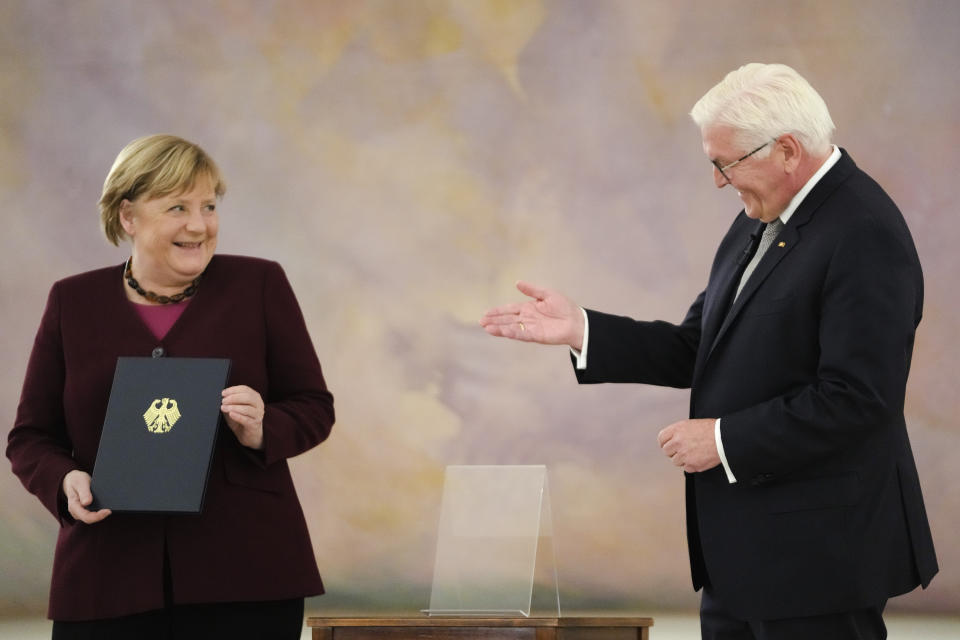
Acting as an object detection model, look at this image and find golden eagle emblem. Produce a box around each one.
[143,398,181,433]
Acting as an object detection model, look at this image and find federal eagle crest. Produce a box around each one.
[143,398,181,433]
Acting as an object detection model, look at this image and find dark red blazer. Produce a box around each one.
[575,151,938,619]
[7,255,335,621]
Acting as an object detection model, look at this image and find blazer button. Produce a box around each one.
[750,473,774,486]
[151,346,165,358]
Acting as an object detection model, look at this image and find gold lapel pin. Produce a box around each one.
[778,241,786,247]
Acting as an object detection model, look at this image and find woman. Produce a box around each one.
[7,134,335,639]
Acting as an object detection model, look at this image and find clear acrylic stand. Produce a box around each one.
[422,465,560,617]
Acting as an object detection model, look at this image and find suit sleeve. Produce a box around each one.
[573,291,704,388]
[720,214,921,480]
[258,262,335,466]
[6,285,79,522]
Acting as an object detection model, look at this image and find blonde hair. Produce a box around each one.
[690,63,835,157]
[99,135,226,245]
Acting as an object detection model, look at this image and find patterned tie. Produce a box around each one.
[734,218,783,301]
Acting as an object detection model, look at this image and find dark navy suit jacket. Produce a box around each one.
[8,255,335,621]
[576,151,938,619]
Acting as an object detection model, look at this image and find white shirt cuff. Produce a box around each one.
[570,308,589,369]
[716,418,737,483]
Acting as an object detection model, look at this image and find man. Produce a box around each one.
[480,63,938,639]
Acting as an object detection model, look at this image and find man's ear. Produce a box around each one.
[777,134,803,174]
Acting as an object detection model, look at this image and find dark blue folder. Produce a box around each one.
[90,357,231,513]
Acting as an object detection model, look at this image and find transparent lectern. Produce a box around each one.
[423,465,560,617]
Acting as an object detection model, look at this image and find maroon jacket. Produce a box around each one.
[8,255,335,621]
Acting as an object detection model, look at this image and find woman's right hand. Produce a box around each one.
[62,470,112,524]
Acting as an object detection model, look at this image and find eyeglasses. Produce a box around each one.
[712,139,774,184]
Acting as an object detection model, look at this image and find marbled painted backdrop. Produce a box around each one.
[2,0,958,617]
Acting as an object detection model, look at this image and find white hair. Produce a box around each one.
[690,63,835,156]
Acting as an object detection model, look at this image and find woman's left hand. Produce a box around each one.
[221,385,265,450]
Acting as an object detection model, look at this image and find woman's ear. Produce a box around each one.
[119,199,136,236]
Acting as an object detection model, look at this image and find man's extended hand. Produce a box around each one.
[657,418,721,473]
[479,281,585,350]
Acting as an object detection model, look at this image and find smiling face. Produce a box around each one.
[702,126,795,223]
[119,175,219,300]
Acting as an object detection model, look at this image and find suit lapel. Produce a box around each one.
[699,219,763,355]
[710,223,798,353]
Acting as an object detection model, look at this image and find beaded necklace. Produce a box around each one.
[124,257,202,304]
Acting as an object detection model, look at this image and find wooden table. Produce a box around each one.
[306,616,654,640]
